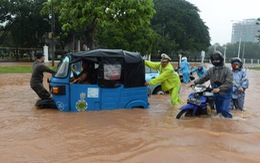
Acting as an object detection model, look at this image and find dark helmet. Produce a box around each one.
[34,51,44,59]
[198,66,203,71]
[231,57,243,69]
[210,51,224,66]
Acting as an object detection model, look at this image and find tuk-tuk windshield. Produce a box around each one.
[54,56,70,78]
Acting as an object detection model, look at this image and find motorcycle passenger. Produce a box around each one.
[144,53,182,106]
[191,66,207,78]
[230,57,249,111]
[30,52,56,100]
[179,57,190,84]
[192,51,233,118]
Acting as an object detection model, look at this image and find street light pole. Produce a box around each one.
[224,46,227,64]
[237,37,241,58]
[51,4,55,66]
[242,41,245,60]
[213,43,218,51]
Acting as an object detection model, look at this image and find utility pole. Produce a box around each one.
[237,37,241,58]
[51,4,55,66]
[242,41,246,60]
[223,46,227,64]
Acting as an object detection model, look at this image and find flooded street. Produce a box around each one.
[0,63,260,162]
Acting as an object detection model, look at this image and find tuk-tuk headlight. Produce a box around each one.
[51,86,66,95]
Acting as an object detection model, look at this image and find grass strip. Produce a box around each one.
[0,66,56,73]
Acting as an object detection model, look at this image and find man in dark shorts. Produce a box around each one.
[30,52,56,100]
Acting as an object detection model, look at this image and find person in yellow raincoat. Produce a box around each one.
[144,53,182,106]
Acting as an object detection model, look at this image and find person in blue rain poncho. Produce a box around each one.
[145,53,182,106]
[179,57,190,83]
[191,66,207,78]
[192,51,233,118]
[230,57,249,111]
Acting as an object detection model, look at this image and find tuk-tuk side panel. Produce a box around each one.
[100,85,123,110]
[118,86,149,109]
[70,84,101,111]
[50,83,70,112]
[96,85,148,110]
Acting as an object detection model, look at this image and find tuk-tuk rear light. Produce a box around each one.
[51,86,66,95]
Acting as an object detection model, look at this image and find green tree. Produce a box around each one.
[1,0,51,48]
[151,0,210,55]
[97,24,158,54]
[43,0,156,51]
[0,0,13,45]
[0,0,11,24]
[10,0,50,48]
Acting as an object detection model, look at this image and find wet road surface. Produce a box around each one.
[0,63,260,162]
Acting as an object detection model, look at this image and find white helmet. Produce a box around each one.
[181,57,187,61]
[161,53,171,61]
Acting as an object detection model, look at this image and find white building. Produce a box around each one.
[231,19,260,43]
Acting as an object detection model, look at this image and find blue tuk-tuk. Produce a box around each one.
[39,49,149,112]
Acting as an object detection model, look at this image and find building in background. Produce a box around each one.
[231,19,260,43]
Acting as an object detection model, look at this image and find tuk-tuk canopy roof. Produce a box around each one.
[71,49,145,88]
[71,49,143,63]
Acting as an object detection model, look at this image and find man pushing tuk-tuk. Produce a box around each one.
[144,53,182,106]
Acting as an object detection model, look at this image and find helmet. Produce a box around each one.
[198,66,203,71]
[231,57,243,70]
[210,51,224,66]
[34,51,44,59]
[161,53,171,61]
[231,57,242,65]
[181,57,187,61]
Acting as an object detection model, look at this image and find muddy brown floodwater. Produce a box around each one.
[0,62,260,163]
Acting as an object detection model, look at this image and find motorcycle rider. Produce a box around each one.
[192,51,233,118]
[190,66,207,78]
[230,57,249,111]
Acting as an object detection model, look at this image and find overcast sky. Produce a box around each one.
[186,0,260,45]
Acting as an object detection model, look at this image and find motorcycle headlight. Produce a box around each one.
[194,93,200,98]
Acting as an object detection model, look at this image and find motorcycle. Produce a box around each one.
[176,84,215,119]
